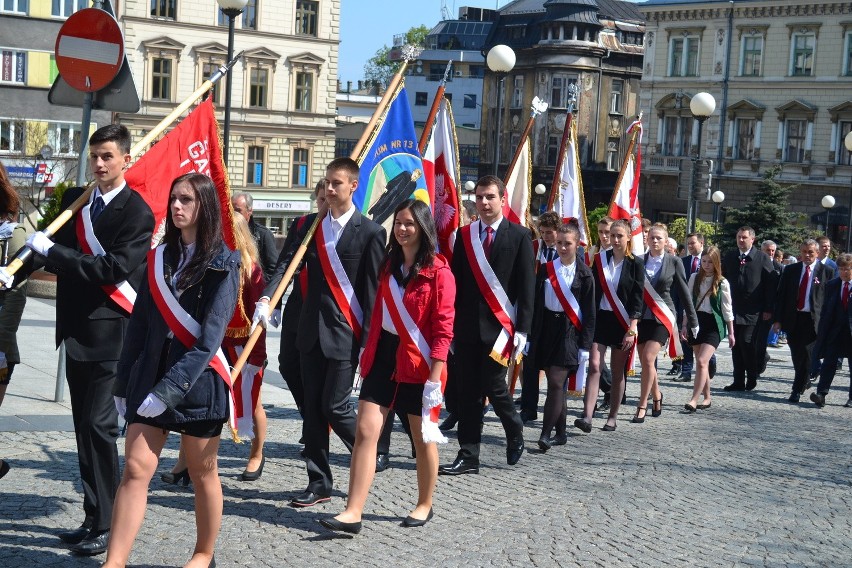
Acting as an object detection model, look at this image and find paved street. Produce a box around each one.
[1,297,851,567]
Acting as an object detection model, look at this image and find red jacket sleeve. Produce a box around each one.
[429,263,456,362]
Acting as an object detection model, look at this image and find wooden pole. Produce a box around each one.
[607,116,642,210]
[417,61,453,154]
[546,112,575,210]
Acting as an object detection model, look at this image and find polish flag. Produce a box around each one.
[503,137,531,227]
[608,119,644,253]
[423,97,461,260]
[552,120,590,246]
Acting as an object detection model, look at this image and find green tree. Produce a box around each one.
[364,25,430,87]
[668,217,717,248]
[585,203,610,246]
[37,181,71,231]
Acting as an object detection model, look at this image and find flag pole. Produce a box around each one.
[417,60,453,154]
[0,52,245,282]
[607,112,642,209]
[226,45,424,381]
[546,84,579,210]
[502,97,548,185]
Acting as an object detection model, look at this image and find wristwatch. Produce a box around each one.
[626,329,638,337]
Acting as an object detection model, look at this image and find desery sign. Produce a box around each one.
[54,8,124,92]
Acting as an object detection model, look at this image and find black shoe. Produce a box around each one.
[58,524,92,544]
[291,490,331,507]
[800,380,813,395]
[438,457,479,475]
[745,379,757,391]
[631,407,647,424]
[573,418,592,433]
[70,530,109,556]
[161,468,190,486]
[403,508,434,527]
[537,436,552,452]
[684,403,697,413]
[674,373,692,382]
[319,517,362,534]
[240,456,265,481]
[519,410,537,423]
[0,460,8,480]
[375,453,390,473]
[788,392,801,404]
[549,433,568,446]
[666,365,680,376]
[810,392,826,408]
[506,443,524,465]
[438,413,458,431]
[602,422,617,432]
[598,394,611,411]
[723,383,746,392]
[652,393,664,418]
[514,397,522,406]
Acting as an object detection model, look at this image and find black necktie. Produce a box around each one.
[546,247,556,262]
[90,196,105,222]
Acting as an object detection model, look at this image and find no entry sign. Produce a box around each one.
[54,8,124,92]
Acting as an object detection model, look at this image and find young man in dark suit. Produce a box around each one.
[17,125,155,555]
[773,239,834,403]
[439,175,533,475]
[810,253,852,408]
[721,226,777,392]
[255,158,385,506]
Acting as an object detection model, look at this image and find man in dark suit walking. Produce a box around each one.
[810,253,852,408]
[772,239,834,402]
[231,191,278,283]
[439,175,533,475]
[721,226,777,392]
[17,125,154,555]
[255,158,385,506]
[673,232,705,382]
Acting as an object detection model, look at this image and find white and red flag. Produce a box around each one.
[423,97,461,260]
[552,119,590,246]
[503,137,531,227]
[608,118,644,253]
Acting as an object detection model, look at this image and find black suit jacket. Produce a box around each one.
[674,254,701,326]
[41,186,154,361]
[451,219,535,344]
[263,209,385,360]
[773,260,834,335]
[643,253,698,330]
[811,277,851,362]
[248,216,278,284]
[530,260,596,353]
[591,250,645,320]
[721,247,777,325]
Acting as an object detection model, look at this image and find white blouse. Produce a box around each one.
[686,273,734,323]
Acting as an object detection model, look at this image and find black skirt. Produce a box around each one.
[593,309,627,348]
[638,319,670,344]
[534,309,579,368]
[130,416,225,439]
[688,311,721,349]
[359,331,424,417]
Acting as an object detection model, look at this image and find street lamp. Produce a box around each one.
[216,0,248,164]
[844,131,852,251]
[711,190,725,237]
[687,92,716,234]
[822,194,836,235]
[486,44,516,176]
[534,183,547,216]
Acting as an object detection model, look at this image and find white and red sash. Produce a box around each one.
[545,259,587,393]
[223,343,263,440]
[642,257,683,360]
[147,245,237,432]
[462,222,517,366]
[594,251,636,374]
[315,214,363,340]
[76,201,137,314]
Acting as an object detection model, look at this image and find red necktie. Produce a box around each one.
[483,226,494,258]
[691,256,699,274]
[843,282,849,310]
[796,265,810,311]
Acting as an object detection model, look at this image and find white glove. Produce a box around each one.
[269,308,281,328]
[26,231,54,256]
[578,349,589,364]
[691,326,699,339]
[250,301,270,333]
[512,332,527,360]
[137,394,167,418]
[422,380,444,410]
[114,396,127,418]
[0,268,13,289]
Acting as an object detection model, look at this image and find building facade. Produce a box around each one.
[480,0,645,212]
[116,0,338,236]
[640,0,852,244]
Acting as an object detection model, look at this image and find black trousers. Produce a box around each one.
[377,412,413,456]
[731,323,758,386]
[278,327,305,414]
[519,360,541,414]
[788,312,817,394]
[455,341,524,461]
[299,341,357,495]
[443,352,459,416]
[66,357,120,532]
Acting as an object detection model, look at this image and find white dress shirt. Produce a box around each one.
[544,260,576,312]
[798,260,818,312]
[600,254,623,312]
[328,205,357,244]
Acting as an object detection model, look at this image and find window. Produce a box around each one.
[428,63,448,82]
[662,116,691,156]
[415,92,427,106]
[201,62,224,105]
[610,79,623,114]
[249,67,269,108]
[606,139,620,171]
[838,121,852,165]
[48,122,82,155]
[1,50,26,84]
[243,0,258,29]
[735,118,756,160]
[246,145,265,185]
[151,58,172,101]
[294,71,312,111]
[0,120,25,153]
[4,0,28,14]
[150,0,176,19]
[550,74,577,108]
[844,33,852,76]
[790,34,815,76]
[669,35,699,77]
[291,147,309,187]
[295,0,318,36]
[469,65,483,78]
[510,75,523,108]
[463,94,476,109]
[52,0,86,17]
[546,136,560,166]
[740,36,762,76]
[784,119,807,162]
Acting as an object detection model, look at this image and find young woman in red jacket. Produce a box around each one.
[321,199,455,534]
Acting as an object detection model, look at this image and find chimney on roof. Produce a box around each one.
[358,80,363,90]
[347,81,352,93]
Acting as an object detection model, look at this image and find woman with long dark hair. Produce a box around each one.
[103,173,239,568]
[320,199,455,534]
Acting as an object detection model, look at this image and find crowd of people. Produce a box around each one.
[0,123,850,567]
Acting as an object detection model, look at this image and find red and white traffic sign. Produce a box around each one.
[54,8,124,93]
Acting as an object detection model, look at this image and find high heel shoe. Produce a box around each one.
[652,393,664,417]
[631,407,647,424]
[160,468,190,485]
[240,456,265,481]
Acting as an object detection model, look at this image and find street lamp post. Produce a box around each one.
[687,92,716,235]
[844,132,852,251]
[486,45,516,177]
[534,183,547,217]
[822,194,836,236]
[711,190,725,237]
[216,0,248,163]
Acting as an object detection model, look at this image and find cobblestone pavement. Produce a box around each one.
[1,301,850,566]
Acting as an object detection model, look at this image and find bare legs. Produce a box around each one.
[407,414,437,520]
[334,400,387,523]
[637,340,663,420]
[102,425,222,568]
[687,343,716,408]
[541,366,569,440]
